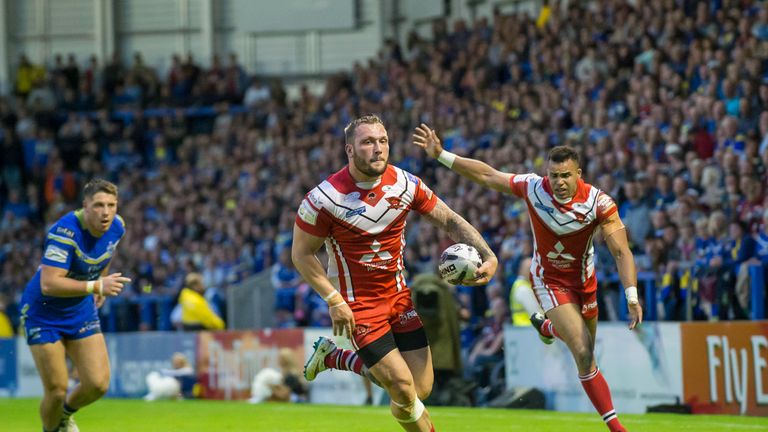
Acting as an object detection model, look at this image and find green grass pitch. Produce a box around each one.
[3,399,767,431]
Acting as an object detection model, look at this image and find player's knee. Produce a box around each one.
[44,383,67,402]
[573,345,594,371]
[93,379,110,396]
[385,376,415,402]
[86,376,110,397]
[415,383,432,401]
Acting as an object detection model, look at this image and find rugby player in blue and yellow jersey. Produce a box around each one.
[21,178,131,432]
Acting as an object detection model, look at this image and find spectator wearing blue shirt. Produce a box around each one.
[737,210,768,318]
[271,248,302,327]
[618,179,652,252]
[720,220,756,320]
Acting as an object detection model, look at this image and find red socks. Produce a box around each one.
[540,319,561,339]
[324,348,364,375]
[579,368,626,432]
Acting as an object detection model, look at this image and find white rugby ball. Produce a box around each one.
[438,243,482,284]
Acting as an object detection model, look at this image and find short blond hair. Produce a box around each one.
[185,272,203,287]
[344,114,384,145]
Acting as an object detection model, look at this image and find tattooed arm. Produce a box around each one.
[422,198,498,285]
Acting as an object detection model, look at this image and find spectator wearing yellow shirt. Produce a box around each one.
[15,54,46,98]
[509,258,540,327]
[179,273,225,331]
[0,295,13,337]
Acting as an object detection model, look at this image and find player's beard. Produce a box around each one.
[352,151,387,178]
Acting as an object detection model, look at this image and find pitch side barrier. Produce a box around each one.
[503,321,768,416]
[0,329,377,403]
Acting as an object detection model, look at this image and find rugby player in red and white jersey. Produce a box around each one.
[293,115,497,432]
[414,124,642,432]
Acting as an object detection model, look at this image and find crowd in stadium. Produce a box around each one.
[1,0,767,346]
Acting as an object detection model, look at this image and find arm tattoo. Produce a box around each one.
[424,200,495,260]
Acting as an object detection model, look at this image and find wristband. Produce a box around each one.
[329,301,348,309]
[86,280,95,294]
[98,279,104,296]
[323,291,340,301]
[625,286,638,305]
[437,150,457,168]
[324,291,345,307]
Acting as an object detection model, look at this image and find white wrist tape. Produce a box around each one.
[625,286,638,304]
[86,280,95,294]
[329,301,347,309]
[437,150,456,168]
[98,279,104,296]
[323,291,340,302]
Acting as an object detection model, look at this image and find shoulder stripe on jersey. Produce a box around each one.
[317,178,411,224]
[531,184,598,228]
[116,214,126,230]
[47,233,116,265]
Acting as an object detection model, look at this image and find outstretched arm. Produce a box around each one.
[601,212,643,330]
[421,198,498,285]
[413,124,514,193]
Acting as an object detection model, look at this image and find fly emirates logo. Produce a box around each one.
[706,335,768,414]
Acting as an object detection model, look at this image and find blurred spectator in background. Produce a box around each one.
[466,295,509,406]
[0,294,13,337]
[176,272,225,331]
[15,54,45,99]
[508,258,539,327]
[271,248,303,327]
[144,352,196,401]
[249,348,307,403]
[720,220,756,320]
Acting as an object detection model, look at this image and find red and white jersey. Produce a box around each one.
[509,173,618,292]
[295,165,438,302]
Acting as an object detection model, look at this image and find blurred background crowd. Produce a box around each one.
[1,1,767,398]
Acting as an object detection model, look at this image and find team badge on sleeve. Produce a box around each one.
[298,199,319,225]
[44,245,69,263]
[597,193,616,213]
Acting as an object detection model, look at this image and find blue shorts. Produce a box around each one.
[23,308,102,345]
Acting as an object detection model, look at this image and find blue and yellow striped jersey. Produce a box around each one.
[21,210,126,315]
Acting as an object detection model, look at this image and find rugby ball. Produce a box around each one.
[438,243,482,284]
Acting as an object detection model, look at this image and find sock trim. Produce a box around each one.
[62,403,78,415]
[579,368,599,381]
[602,409,617,423]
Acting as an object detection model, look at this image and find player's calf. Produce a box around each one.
[304,336,382,385]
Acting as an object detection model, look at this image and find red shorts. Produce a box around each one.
[349,288,423,350]
[531,277,599,320]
